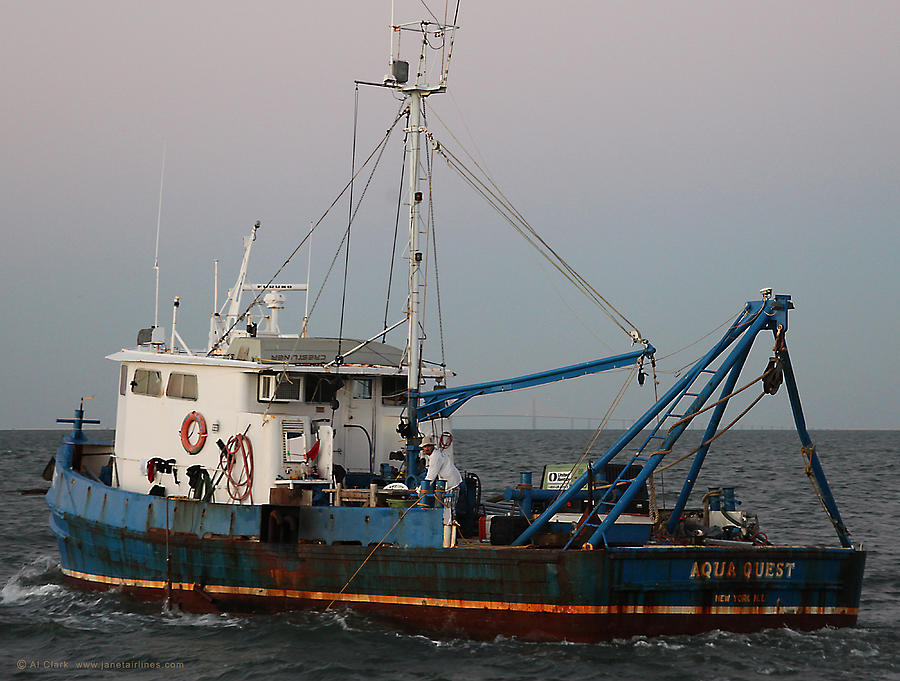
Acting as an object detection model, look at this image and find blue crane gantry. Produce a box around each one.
[413,293,852,550]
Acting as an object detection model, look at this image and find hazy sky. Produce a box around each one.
[2,1,898,430]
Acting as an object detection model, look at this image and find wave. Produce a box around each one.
[1,555,62,605]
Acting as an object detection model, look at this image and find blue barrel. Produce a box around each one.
[707,487,722,511]
[721,487,737,511]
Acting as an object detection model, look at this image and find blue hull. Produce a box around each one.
[47,445,865,642]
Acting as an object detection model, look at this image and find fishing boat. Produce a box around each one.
[45,12,864,642]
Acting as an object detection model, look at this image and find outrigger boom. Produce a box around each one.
[415,347,654,422]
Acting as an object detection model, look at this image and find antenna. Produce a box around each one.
[153,142,167,329]
[302,236,312,338]
[208,259,220,351]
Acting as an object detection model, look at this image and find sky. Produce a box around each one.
[1,1,898,430]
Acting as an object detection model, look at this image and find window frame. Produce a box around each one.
[131,369,163,397]
[258,371,303,403]
[381,375,408,406]
[166,372,198,401]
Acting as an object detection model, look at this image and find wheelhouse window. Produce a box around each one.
[351,378,372,399]
[131,369,162,397]
[166,372,198,400]
[382,376,407,406]
[258,372,302,402]
[119,365,128,396]
[304,375,343,403]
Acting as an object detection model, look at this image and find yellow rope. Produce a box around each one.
[800,445,834,521]
[655,391,766,474]
[325,500,421,611]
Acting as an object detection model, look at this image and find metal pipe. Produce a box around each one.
[170,297,180,351]
[405,89,424,485]
[778,338,852,547]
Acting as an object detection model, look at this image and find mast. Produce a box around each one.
[381,16,458,485]
[405,88,424,452]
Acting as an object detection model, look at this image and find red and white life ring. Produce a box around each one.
[180,411,208,454]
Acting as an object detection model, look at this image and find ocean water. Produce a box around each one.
[1,429,898,680]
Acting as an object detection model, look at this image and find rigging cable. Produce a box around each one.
[426,135,448,379]
[307,101,406,321]
[417,0,441,25]
[667,305,766,378]
[382,119,409,342]
[652,364,780,475]
[260,101,402,423]
[206,106,408,356]
[430,135,642,343]
[338,84,361,362]
[550,362,639,508]
[568,362,779,541]
[650,308,746,378]
[424,105,643,342]
[415,102,448,380]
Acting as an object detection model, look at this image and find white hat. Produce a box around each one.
[421,435,435,447]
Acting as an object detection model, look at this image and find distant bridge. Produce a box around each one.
[450,412,634,430]
[448,412,773,430]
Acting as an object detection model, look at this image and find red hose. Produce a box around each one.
[222,434,254,503]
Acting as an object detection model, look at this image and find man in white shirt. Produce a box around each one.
[421,435,462,525]
[422,435,461,491]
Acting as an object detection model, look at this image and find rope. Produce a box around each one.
[309,103,405,320]
[666,363,771,433]
[550,362,638,507]
[647,473,659,524]
[423,131,447,375]
[427,130,643,343]
[382,123,408,342]
[800,445,837,525]
[325,500,420,611]
[338,84,361,360]
[572,360,779,522]
[654,391,766,475]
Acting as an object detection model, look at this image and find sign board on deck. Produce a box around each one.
[541,464,590,490]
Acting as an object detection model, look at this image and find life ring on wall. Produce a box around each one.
[180,411,208,454]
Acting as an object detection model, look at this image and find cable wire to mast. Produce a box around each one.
[428,132,642,343]
[338,84,361,361]
[382,119,409,342]
[307,108,402,322]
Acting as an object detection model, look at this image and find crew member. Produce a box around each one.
[422,435,461,491]
[421,435,462,524]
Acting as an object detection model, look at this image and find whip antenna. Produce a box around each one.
[153,142,167,330]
